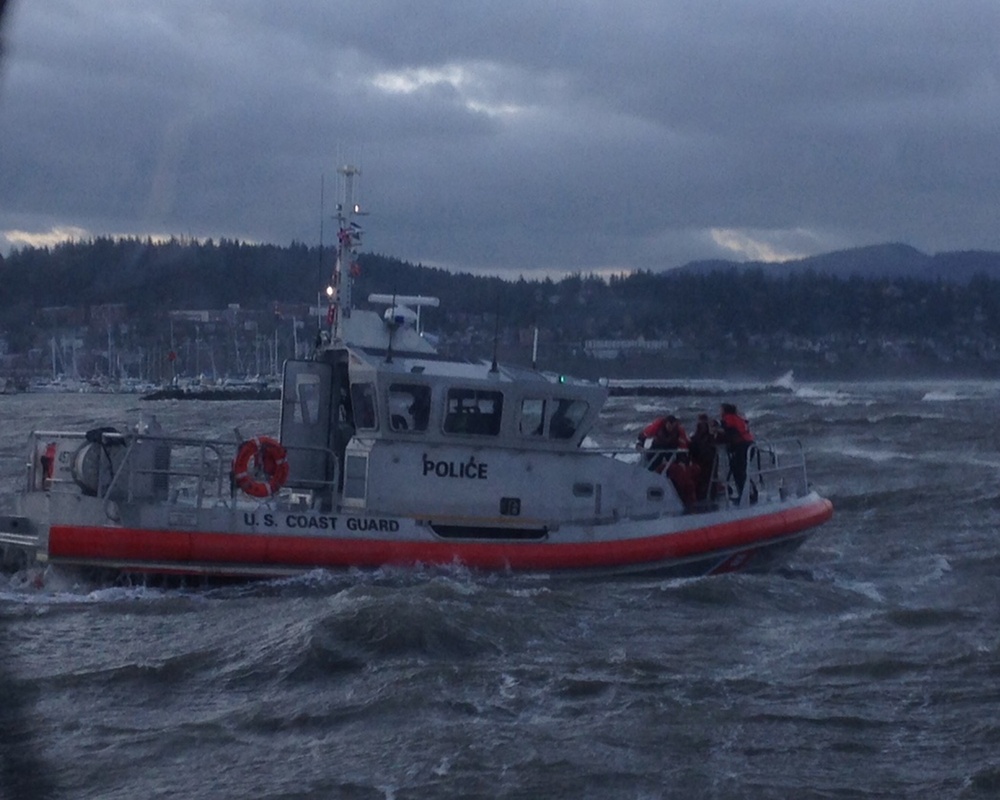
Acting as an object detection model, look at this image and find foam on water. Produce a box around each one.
[821,441,912,464]
[921,389,963,402]
[794,386,859,407]
[0,566,202,606]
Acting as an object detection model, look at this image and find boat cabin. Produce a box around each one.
[277,304,608,507]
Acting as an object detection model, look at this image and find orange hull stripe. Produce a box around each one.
[48,498,833,571]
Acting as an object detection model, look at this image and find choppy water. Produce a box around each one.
[1,379,999,799]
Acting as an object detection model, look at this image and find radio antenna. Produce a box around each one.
[489,286,501,374]
[316,174,325,336]
[385,286,398,364]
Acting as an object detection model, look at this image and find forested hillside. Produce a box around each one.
[4,237,1000,379]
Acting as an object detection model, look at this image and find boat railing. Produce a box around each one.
[112,435,340,510]
[83,434,230,512]
[27,430,338,512]
[589,437,811,508]
[742,437,811,506]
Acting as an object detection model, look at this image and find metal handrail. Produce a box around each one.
[27,430,339,512]
[115,435,340,507]
[590,437,811,508]
[742,438,809,505]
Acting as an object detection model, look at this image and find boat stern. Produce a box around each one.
[0,513,42,569]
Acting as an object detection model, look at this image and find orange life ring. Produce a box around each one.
[233,436,289,498]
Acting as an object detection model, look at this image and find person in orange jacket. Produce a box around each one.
[637,414,688,468]
[718,402,754,500]
[637,414,697,508]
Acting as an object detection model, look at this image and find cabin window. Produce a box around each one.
[443,388,503,436]
[293,373,322,425]
[549,398,588,440]
[350,382,378,430]
[519,398,546,437]
[388,383,431,432]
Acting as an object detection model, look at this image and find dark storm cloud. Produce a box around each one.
[1,0,998,274]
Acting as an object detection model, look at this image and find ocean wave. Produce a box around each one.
[811,655,928,680]
[791,386,859,406]
[922,389,965,402]
[303,586,516,661]
[649,569,882,619]
[213,578,542,690]
[818,442,913,464]
[884,606,973,629]
[607,373,795,398]
[964,763,1000,797]
[826,487,931,515]
[0,564,205,607]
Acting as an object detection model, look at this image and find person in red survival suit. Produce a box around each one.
[718,402,755,501]
[637,414,697,508]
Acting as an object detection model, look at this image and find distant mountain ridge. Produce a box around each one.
[675,243,1000,282]
[7,237,1000,380]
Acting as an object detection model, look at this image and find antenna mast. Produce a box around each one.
[316,174,325,336]
[327,164,364,343]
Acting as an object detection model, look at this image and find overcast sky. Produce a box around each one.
[1,1,998,277]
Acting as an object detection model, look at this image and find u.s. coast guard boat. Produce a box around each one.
[0,167,832,579]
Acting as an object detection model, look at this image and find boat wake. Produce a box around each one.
[0,564,186,605]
